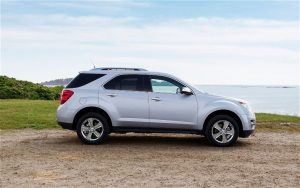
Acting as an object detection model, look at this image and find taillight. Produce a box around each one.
[60,90,74,104]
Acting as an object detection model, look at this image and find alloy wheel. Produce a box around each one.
[80,118,104,141]
[211,120,235,144]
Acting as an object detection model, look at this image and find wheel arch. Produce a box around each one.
[202,110,243,136]
[72,107,112,131]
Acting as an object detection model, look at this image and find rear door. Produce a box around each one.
[147,75,198,129]
[101,74,149,127]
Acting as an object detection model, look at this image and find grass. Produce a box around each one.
[256,123,300,132]
[255,113,300,132]
[0,99,299,132]
[256,113,300,123]
[0,99,59,129]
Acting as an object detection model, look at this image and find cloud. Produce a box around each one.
[1,15,299,84]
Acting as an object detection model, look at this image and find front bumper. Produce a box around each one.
[239,116,256,138]
[240,129,254,138]
[240,114,256,137]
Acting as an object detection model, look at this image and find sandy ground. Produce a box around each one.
[0,129,299,188]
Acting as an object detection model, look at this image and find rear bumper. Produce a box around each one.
[57,121,74,130]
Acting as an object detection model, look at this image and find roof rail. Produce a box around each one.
[90,67,147,71]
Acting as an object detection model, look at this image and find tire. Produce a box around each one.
[205,115,239,147]
[76,112,109,144]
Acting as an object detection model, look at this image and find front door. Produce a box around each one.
[147,75,198,129]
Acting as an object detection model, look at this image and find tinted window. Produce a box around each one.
[150,76,184,94]
[66,74,105,88]
[104,75,144,91]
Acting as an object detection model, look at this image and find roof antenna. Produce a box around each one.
[90,58,95,69]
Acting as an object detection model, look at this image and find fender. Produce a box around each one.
[197,98,245,130]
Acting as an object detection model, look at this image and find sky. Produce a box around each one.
[1,0,299,85]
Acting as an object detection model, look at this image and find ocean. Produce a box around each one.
[49,83,299,116]
[196,85,300,116]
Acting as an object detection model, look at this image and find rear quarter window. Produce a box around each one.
[66,74,105,88]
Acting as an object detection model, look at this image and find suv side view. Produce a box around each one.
[57,68,255,147]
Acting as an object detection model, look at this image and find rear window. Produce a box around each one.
[104,75,144,91]
[66,73,105,88]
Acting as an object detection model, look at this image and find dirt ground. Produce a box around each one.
[0,129,299,188]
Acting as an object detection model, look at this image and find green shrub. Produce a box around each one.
[0,76,64,100]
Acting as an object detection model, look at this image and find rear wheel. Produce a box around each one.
[205,115,239,147]
[76,112,109,144]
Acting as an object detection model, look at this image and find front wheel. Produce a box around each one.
[76,112,109,144]
[205,115,239,147]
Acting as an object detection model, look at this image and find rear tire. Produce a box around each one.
[76,112,109,144]
[205,115,239,147]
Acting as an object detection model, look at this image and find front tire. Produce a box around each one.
[205,115,239,147]
[76,112,109,144]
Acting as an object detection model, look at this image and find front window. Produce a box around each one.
[150,76,184,94]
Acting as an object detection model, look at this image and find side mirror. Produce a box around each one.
[181,87,193,95]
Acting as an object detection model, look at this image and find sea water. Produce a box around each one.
[196,85,300,116]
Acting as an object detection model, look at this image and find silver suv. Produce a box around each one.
[57,68,255,146]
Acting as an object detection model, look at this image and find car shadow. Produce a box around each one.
[106,134,209,146]
[43,133,252,148]
[61,133,251,148]
[106,134,251,147]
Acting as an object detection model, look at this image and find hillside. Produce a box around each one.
[40,78,73,86]
[0,76,63,100]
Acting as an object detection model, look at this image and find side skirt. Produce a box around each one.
[112,127,203,135]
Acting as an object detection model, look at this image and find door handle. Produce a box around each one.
[151,97,161,101]
[107,93,117,97]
